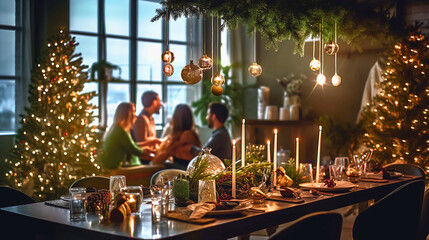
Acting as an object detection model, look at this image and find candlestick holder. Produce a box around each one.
[120,186,143,214]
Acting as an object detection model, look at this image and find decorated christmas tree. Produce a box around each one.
[4,28,102,201]
[361,27,429,175]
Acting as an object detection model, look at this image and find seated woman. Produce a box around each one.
[100,102,146,170]
[152,104,202,170]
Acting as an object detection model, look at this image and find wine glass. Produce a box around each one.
[334,157,350,181]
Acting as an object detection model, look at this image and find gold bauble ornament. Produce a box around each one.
[161,50,175,63]
[309,58,320,71]
[211,84,223,96]
[331,74,341,86]
[248,62,262,77]
[181,60,202,84]
[211,73,225,86]
[198,54,213,70]
[316,73,326,85]
[163,63,174,77]
[324,42,339,55]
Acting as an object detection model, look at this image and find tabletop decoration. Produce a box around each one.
[316,125,322,183]
[232,140,236,198]
[324,179,336,188]
[109,193,131,222]
[273,129,278,186]
[86,189,111,212]
[173,174,190,206]
[242,119,246,167]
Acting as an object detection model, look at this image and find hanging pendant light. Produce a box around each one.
[163,63,174,76]
[198,16,213,70]
[210,16,225,95]
[162,8,175,64]
[181,17,202,84]
[331,22,341,86]
[248,28,262,77]
[317,21,326,85]
[309,34,320,71]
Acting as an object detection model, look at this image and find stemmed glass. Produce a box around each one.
[299,163,313,183]
[334,157,350,181]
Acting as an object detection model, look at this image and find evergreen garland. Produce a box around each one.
[152,0,397,55]
[361,26,429,175]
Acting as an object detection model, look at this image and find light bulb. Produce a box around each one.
[331,74,341,86]
[163,63,174,76]
[161,50,175,63]
[211,73,225,86]
[198,54,213,70]
[309,58,320,71]
[316,74,326,85]
[324,42,339,55]
[248,62,262,77]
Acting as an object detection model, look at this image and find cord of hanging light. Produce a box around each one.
[211,17,225,95]
[181,16,202,84]
[198,15,213,70]
[316,21,326,85]
[162,5,175,76]
[331,22,341,86]
[309,30,320,71]
[248,28,262,77]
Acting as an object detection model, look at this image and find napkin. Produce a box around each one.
[363,171,383,179]
[187,203,216,219]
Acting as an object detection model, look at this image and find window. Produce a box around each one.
[0,0,19,134]
[69,0,201,129]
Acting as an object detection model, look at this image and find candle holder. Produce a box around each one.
[120,186,143,214]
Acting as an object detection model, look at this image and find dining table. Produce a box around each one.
[0,175,421,240]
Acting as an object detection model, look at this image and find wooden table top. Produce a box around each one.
[0,175,421,240]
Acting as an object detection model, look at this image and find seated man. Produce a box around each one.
[131,91,162,163]
[190,102,232,162]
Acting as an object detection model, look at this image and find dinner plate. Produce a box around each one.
[205,202,252,216]
[299,181,356,192]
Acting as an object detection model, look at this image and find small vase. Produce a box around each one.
[283,93,301,108]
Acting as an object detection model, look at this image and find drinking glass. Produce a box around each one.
[334,157,350,181]
[150,185,167,223]
[109,175,126,198]
[69,187,86,221]
[299,163,313,183]
[328,165,338,180]
[198,179,217,203]
[160,175,177,202]
[120,186,143,214]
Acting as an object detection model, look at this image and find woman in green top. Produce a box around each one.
[100,102,147,170]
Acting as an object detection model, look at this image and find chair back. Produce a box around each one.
[70,176,110,190]
[150,169,187,186]
[269,212,343,240]
[0,186,36,208]
[353,180,425,240]
[385,163,425,178]
[418,189,429,240]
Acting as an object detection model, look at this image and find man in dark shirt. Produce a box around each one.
[191,102,232,162]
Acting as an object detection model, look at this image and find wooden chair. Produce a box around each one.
[150,169,187,186]
[0,186,36,208]
[353,180,425,240]
[70,176,110,190]
[269,211,343,240]
[384,163,425,178]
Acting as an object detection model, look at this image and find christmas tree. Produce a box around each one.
[4,28,102,201]
[361,27,429,175]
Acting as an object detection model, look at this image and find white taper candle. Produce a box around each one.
[232,140,236,199]
[267,140,271,163]
[273,129,278,187]
[316,126,322,183]
[296,137,299,172]
[242,119,245,167]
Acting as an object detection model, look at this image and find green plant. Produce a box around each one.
[88,60,121,81]
[191,63,255,128]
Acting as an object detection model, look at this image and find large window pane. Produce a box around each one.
[0,80,15,132]
[0,29,15,76]
[82,82,99,120]
[136,84,163,125]
[70,0,98,33]
[107,38,129,80]
[107,83,130,127]
[105,0,130,36]
[137,41,162,81]
[0,0,15,26]
[138,1,162,40]
[168,44,187,82]
[166,85,191,120]
[169,17,187,42]
[73,34,98,69]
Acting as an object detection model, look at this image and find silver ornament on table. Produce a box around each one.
[187,148,225,176]
[163,63,174,77]
[324,42,339,55]
[198,54,213,70]
[211,72,225,86]
[161,50,175,63]
[309,58,320,71]
[181,60,202,84]
[248,62,262,77]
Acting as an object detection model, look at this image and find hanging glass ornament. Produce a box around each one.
[316,73,326,85]
[309,58,320,71]
[161,50,175,63]
[331,74,341,87]
[211,72,225,86]
[248,62,262,77]
[211,84,223,96]
[163,63,174,77]
[324,41,339,55]
[198,54,213,70]
[181,60,202,84]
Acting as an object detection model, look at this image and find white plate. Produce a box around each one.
[299,181,356,192]
[205,202,252,216]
